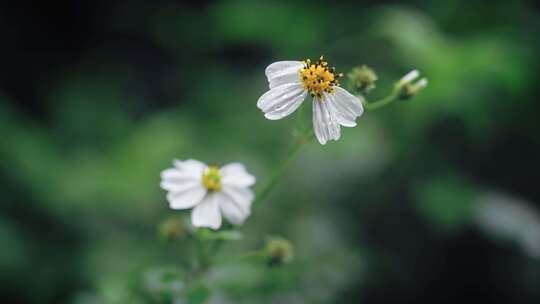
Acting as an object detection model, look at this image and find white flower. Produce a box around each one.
[397,69,420,88]
[475,192,540,258]
[396,69,428,98]
[257,56,364,145]
[160,159,256,230]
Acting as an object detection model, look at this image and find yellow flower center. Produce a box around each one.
[299,56,343,100]
[202,166,222,192]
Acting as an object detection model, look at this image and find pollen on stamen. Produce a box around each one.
[299,56,342,101]
[202,166,222,192]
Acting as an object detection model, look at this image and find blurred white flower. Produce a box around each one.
[396,69,428,99]
[475,192,540,258]
[160,159,255,230]
[397,69,420,87]
[257,56,364,145]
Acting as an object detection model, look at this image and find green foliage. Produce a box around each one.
[413,175,479,233]
[185,284,211,304]
[1,0,540,303]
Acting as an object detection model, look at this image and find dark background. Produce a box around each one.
[1,0,540,303]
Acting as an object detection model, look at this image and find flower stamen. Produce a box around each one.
[299,56,343,100]
[202,166,222,191]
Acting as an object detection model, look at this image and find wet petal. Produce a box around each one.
[257,83,306,120]
[326,90,363,127]
[265,61,303,89]
[312,97,341,145]
[333,87,364,118]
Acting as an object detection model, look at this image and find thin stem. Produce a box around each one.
[187,108,312,291]
[192,236,211,279]
[253,131,312,206]
[363,90,399,111]
[213,249,265,265]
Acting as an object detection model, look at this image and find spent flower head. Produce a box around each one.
[348,65,378,94]
[158,216,188,241]
[160,159,256,230]
[257,56,364,145]
[264,236,294,266]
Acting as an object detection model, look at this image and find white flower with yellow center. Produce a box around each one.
[160,159,256,230]
[257,56,364,145]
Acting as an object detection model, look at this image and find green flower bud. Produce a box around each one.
[158,216,187,241]
[264,236,294,266]
[347,65,378,94]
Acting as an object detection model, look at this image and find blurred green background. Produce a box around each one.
[1,0,540,303]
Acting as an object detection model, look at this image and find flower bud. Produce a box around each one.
[264,236,294,266]
[395,70,428,99]
[347,65,378,94]
[158,216,188,241]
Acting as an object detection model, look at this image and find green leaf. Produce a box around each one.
[185,284,210,304]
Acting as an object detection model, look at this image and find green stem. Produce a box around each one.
[187,109,312,288]
[253,131,312,206]
[193,236,211,278]
[363,90,399,111]
[213,249,265,265]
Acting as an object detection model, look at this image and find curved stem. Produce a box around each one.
[186,109,312,293]
[253,130,312,206]
[363,90,399,111]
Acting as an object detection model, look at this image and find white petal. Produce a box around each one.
[161,163,204,191]
[191,193,222,230]
[161,168,189,180]
[312,97,341,145]
[161,160,205,195]
[161,168,179,178]
[217,191,250,226]
[325,93,355,127]
[327,88,364,127]
[221,186,254,214]
[220,162,256,187]
[333,87,364,116]
[173,159,207,177]
[167,185,207,210]
[160,178,200,192]
[265,61,302,78]
[257,83,307,120]
[398,70,420,87]
[413,78,428,90]
[265,61,303,89]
